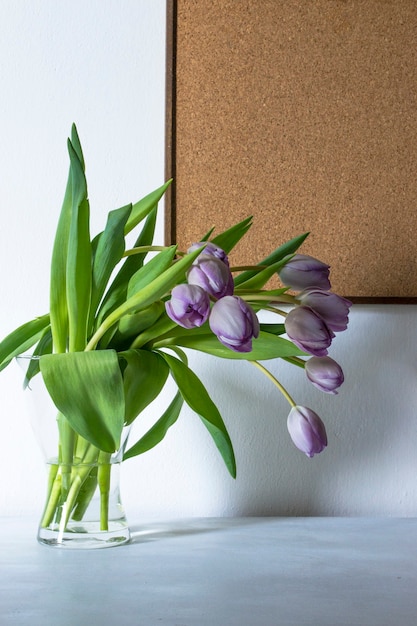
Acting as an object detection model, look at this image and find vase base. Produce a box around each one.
[37,522,131,549]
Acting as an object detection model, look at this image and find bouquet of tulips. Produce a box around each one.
[0,125,351,535]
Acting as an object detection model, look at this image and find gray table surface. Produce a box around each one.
[1,516,416,625]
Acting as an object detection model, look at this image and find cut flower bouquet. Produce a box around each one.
[0,126,351,546]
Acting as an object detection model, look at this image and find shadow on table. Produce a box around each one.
[128,517,274,544]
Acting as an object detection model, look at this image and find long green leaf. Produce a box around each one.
[39,350,125,453]
[96,206,158,327]
[66,140,92,351]
[120,349,169,424]
[123,391,183,460]
[0,314,50,372]
[89,203,131,327]
[127,246,177,298]
[233,258,291,290]
[49,130,84,353]
[161,352,236,478]
[210,216,253,254]
[234,232,309,287]
[164,331,307,360]
[124,180,172,235]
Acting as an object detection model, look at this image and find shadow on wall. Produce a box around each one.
[185,305,417,517]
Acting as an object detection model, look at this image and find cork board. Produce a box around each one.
[165,0,417,301]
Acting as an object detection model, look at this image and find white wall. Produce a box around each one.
[1,1,416,521]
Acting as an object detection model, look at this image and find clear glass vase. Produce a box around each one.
[17,356,131,549]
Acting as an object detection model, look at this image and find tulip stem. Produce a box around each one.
[282,356,307,369]
[123,245,169,257]
[262,306,288,317]
[230,265,268,272]
[252,361,296,407]
[239,293,296,305]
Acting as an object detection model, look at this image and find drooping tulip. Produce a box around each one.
[209,295,260,352]
[285,306,334,356]
[278,254,331,291]
[298,288,352,332]
[187,254,234,299]
[305,356,344,394]
[165,284,211,329]
[188,241,229,266]
[287,405,328,457]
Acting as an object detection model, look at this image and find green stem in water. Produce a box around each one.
[97,452,112,531]
[57,414,77,496]
[251,361,297,407]
[40,469,63,528]
[40,443,100,530]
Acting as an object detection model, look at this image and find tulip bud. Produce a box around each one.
[165,284,211,329]
[279,254,331,291]
[305,356,344,394]
[287,405,328,457]
[298,289,352,332]
[187,254,234,299]
[209,295,260,352]
[285,306,334,356]
[188,241,229,266]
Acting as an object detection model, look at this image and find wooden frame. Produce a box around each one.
[165,0,417,302]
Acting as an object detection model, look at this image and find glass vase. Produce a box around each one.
[17,356,131,549]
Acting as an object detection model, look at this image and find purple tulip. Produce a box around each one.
[187,254,234,299]
[305,356,344,394]
[209,295,260,352]
[287,405,328,457]
[188,241,229,266]
[285,306,334,356]
[165,284,211,329]
[298,289,352,332]
[278,254,331,291]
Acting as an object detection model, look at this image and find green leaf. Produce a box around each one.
[234,232,309,287]
[234,258,291,290]
[124,180,172,235]
[123,391,183,460]
[200,226,215,241]
[114,301,165,346]
[70,123,85,170]
[259,323,286,336]
[120,349,169,424]
[22,327,53,389]
[121,311,178,350]
[49,149,76,352]
[96,206,158,326]
[89,203,131,327]
[211,216,253,254]
[39,350,125,453]
[0,314,50,372]
[127,246,177,298]
[160,352,236,478]
[49,124,88,353]
[167,331,307,360]
[66,139,92,351]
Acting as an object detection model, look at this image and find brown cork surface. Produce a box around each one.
[165,0,417,300]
